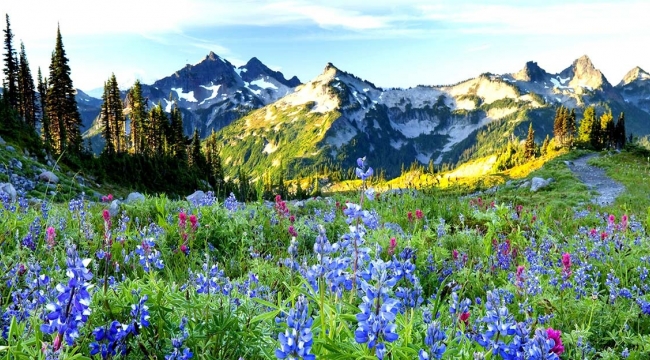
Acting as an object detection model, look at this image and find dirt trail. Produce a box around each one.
[566,153,625,206]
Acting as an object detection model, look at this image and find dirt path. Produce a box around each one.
[566,153,625,206]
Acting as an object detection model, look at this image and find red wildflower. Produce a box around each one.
[546,328,565,355]
[459,311,470,327]
[415,209,424,220]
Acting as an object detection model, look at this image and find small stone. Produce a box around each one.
[530,177,554,192]
[5,145,15,152]
[9,158,22,170]
[0,136,5,145]
[125,192,145,203]
[186,190,206,204]
[0,183,17,202]
[39,171,59,184]
[108,200,121,217]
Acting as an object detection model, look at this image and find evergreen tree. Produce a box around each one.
[589,111,603,150]
[600,111,615,150]
[553,106,566,146]
[2,14,18,109]
[148,103,168,156]
[615,112,626,149]
[205,131,225,194]
[189,129,206,174]
[107,74,124,152]
[100,81,114,154]
[37,67,51,148]
[524,122,536,159]
[541,134,550,156]
[566,108,577,148]
[578,106,596,146]
[17,42,37,127]
[168,103,186,160]
[46,25,82,154]
[127,80,147,153]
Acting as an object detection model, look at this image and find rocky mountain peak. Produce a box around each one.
[239,57,301,87]
[619,66,650,86]
[513,61,548,82]
[558,55,611,92]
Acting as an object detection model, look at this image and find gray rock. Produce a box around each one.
[5,145,15,152]
[108,200,121,217]
[75,175,85,186]
[293,200,305,208]
[46,160,53,167]
[564,161,574,166]
[0,183,17,202]
[23,149,29,156]
[186,190,206,204]
[125,192,145,203]
[530,177,554,192]
[39,171,59,184]
[519,180,531,189]
[0,136,5,145]
[9,158,22,170]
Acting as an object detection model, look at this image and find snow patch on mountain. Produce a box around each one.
[199,84,221,105]
[251,77,279,90]
[390,119,437,138]
[263,142,278,154]
[171,88,198,102]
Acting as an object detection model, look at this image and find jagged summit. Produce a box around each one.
[238,57,301,87]
[513,61,549,82]
[618,66,650,86]
[558,54,611,92]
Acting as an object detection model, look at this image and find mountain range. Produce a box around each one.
[78,53,650,179]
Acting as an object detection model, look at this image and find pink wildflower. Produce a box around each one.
[178,212,187,227]
[546,328,565,355]
[102,209,110,223]
[415,209,424,220]
[452,249,459,260]
[407,211,413,222]
[621,214,629,229]
[459,311,470,327]
[561,253,572,276]
[288,226,298,237]
[388,237,397,256]
[46,227,56,247]
[189,214,198,230]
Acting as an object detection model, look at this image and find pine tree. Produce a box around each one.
[524,122,536,159]
[148,103,167,156]
[168,103,186,160]
[37,67,51,148]
[615,112,626,149]
[566,108,577,148]
[553,106,566,147]
[17,42,37,127]
[541,134,550,156]
[46,25,82,154]
[589,111,603,150]
[2,14,18,110]
[600,111,615,150]
[127,80,147,153]
[107,74,124,152]
[578,106,596,146]
[189,129,206,173]
[100,81,114,154]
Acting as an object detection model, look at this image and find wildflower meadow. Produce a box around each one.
[1,156,650,359]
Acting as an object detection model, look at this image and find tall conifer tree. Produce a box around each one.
[615,112,626,149]
[578,106,596,146]
[46,25,82,154]
[524,122,536,159]
[2,14,18,109]
[37,67,52,148]
[127,80,147,153]
[17,42,37,127]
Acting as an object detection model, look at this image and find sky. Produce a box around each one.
[3,0,650,95]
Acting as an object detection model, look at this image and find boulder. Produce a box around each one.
[186,190,206,204]
[39,171,59,184]
[0,183,16,202]
[108,200,121,217]
[530,177,554,192]
[519,180,531,189]
[5,145,15,152]
[9,158,22,170]
[125,192,145,203]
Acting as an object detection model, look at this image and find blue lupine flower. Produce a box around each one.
[355,259,400,359]
[166,317,193,360]
[419,321,446,359]
[41,247,93,347]
[275,295,315,360]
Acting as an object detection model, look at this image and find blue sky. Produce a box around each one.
[3,0,650,94]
